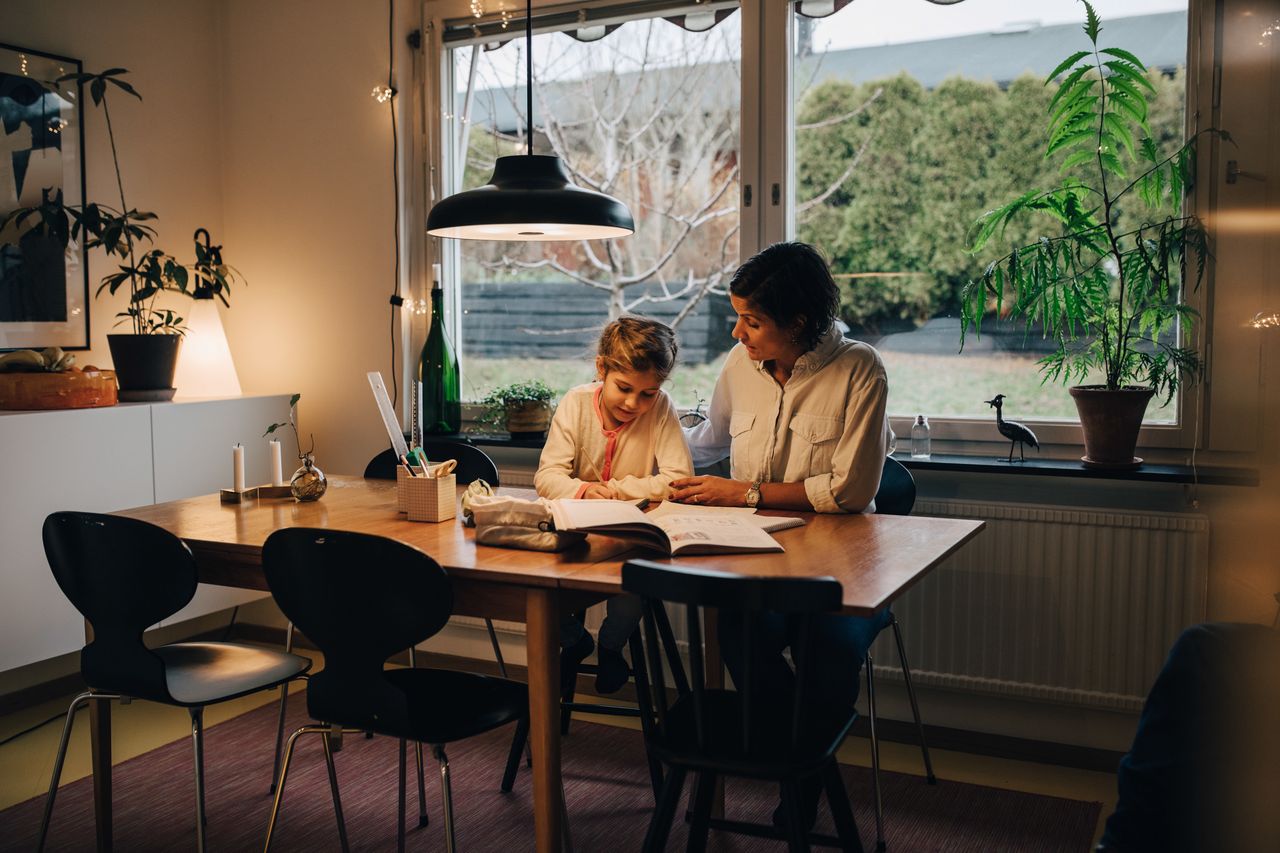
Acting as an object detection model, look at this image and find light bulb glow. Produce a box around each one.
[173,299,242,398]
[372,84,395,103]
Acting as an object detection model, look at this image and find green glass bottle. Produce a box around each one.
[419,267,461,435]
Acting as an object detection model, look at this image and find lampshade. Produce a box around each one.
[173,297,242,397]
[427,155,635,241]
[427,0,635,242]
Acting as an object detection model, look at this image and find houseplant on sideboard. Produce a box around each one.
[0,68,243,400]
[959,1,1227,469]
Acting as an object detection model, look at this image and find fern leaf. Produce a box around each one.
[1102,60,1156,92]
[1102,113,1136,158]
[1099,47,1147,71]
[1047,65,1095,116]
[1045,50,1093,83]
[1082,1,1102,42]
[1047,128,1097,158]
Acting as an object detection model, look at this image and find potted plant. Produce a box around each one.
[960,2,1226,469]
[477,380,555,438]
[0,69,243,400]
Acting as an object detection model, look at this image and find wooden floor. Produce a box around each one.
[0,654,1117,845]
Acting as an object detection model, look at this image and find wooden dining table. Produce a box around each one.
[98,475,983,853]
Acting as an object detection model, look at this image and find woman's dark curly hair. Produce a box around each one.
[728,241,839,352]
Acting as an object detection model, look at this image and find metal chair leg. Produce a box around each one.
[190,708,208,853]
[321,731,351,853]
[408,647,429,827]
[866,653,885,852]
[397,738,407,853]
[269,621,295,794]
[433,745,457,853]
[889,615,936,783]
[37,691,118,853]
[264,725,316,851]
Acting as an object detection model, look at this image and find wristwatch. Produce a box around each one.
[745,480,762,508]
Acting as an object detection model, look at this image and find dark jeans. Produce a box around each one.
[1100,622,1280,853]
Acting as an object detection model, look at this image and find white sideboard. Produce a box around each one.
[0,394,293,674]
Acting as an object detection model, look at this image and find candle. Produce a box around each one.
[233,443,245,492]
[269,439,284,486]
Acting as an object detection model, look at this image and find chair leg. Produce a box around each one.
[321,731,351,853]
[190,708,208,853]
[687,771,717,853]
[889,615,936,784]
[397,738,407,853]
[823,760,865,853]
[490,617,535,768]
[408,647,429,828]
[865,653,885,852]
[433,745,457,853]
[269,621,295,794]
[502,716,529,793]
[641,765,686,853]
[628,630,664,801]
[37,691,114,853]
[779,780,811,852]
[264,725,323,852]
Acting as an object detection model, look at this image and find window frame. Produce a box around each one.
[421,0,1247,458]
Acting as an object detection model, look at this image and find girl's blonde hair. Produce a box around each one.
[597,316,678,381]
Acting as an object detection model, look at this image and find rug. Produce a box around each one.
[0,694,1100,851]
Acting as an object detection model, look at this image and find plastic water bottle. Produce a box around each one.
[911,415,931,459]
[886,425,897,456]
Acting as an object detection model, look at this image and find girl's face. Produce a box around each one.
[596,362,664,430]
[730,295,805,364]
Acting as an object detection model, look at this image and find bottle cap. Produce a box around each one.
[916,414,927,425]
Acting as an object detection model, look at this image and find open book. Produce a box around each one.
[547,499,804,556]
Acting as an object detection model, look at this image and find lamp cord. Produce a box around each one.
[526,0,533,156]
[388,0,402,407]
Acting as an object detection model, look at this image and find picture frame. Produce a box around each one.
[0,43,88,351]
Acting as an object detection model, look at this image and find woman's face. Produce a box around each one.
[730,295,805,364]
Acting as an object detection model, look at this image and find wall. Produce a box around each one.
[6,0,229,372]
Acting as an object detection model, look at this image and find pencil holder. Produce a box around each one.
[403,473,457,523]
[395,465,425,511]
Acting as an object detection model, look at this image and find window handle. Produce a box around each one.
[743,184,752,207]
[771,183,780,206]
[1226,160,1265,184]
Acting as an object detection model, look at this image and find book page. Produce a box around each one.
[647,501,806,534]
[647,509,783,555]
[548,499,649,530]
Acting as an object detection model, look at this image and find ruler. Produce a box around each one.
[366,372,409,459]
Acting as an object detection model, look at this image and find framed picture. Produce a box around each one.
[0,43,88,351]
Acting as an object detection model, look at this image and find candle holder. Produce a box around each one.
[220,486,259,504]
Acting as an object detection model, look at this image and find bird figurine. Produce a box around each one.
[985,394,1039,462]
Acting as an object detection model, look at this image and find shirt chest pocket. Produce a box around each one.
[788,413,844,475]
[728,411,756,477]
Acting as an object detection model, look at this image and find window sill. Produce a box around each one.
[896,453,1258,487]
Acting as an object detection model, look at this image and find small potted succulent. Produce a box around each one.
[478,380,555,438]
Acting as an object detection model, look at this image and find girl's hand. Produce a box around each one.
[581,483,616,500]
[669,476,748,507]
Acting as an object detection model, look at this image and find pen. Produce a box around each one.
[635,498,651,511]
[399,454,417,477]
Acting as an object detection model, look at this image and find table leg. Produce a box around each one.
[86,620,112,852]
[704,608,725,820]
[526,588,562,853]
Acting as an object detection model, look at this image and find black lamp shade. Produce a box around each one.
[427,154,635,241]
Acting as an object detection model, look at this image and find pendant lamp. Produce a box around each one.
[426,0,635,241]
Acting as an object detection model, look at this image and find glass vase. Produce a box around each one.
[290,454,328,501]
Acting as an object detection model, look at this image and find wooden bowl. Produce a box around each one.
[0,370,119,410]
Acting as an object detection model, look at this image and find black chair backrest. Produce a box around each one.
[42,511,197,702]
[263,527,452,733]
[364,440,500,486]
[874,456,916,516]
[622,559,844,758]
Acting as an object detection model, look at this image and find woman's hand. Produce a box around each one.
[581,483,616,500]
[669,476,748,507]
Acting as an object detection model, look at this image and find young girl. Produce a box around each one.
[535,316,692,693]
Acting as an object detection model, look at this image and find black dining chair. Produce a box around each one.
[864,456,936,851]
[262,527,529,853]
[37,512,311,853]
[623,559,865,853]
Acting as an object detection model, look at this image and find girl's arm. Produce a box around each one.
[534,399,589,499]
[608,394,694,501]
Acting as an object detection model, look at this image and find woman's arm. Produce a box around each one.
[804,373,888,513]
[683,351,735,468]
[669,475,813,509]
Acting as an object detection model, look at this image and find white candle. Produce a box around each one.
[269,439,284,486]
[233,443,245,492]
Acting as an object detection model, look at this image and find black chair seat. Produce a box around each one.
[153,642,311,706]
[651,689,855,778]
[378,668,527,743]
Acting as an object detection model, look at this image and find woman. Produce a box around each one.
[671,240,892,833]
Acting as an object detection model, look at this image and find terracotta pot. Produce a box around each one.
[107,334,182,401]
[1068,385,1153,469]
[505,399,551,437]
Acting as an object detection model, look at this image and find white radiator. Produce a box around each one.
[873,499,1210,713]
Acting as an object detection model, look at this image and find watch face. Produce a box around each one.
[746,488,760,507]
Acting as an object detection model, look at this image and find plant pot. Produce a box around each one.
[505,400,551,438]
[1069,385,1154,469]
[107,334,182,401]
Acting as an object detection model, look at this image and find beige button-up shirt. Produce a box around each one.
[685,327,889,513]
[536,383,693,501]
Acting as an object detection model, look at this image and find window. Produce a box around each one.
[789,0,1190,426]
[440,3,743,411]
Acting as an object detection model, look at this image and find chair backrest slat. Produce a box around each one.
[641,601,669,729]
[685,604,706,750]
